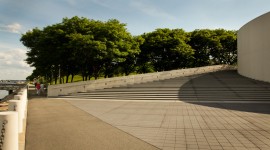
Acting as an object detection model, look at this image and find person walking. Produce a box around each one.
[40,82,45,95]
[36,82,41,95]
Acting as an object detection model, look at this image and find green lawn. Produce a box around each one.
[49,72,139,85]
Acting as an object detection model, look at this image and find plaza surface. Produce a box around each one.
[26,70,270,150]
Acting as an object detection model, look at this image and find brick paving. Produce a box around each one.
[66,100,270,150]
[56,70,270,149]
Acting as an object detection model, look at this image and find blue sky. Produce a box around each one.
[0,0,269,80]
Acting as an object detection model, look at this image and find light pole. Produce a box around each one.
[51,65,54,84]
[58,64,61,84]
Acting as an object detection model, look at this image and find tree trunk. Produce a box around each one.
[71,74,74,82]
[66,75,69,83]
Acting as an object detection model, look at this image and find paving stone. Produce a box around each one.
[43,70,270,150]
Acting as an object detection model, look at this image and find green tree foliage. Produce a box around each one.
[119,36,144,75]
[211,29,237,65]
[139,28,194,72]
[21,16,237,83]
[21,16,140,83]
[189,29,217,66]
[93,19,141,78]
[189,29,237,66]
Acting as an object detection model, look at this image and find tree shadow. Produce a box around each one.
[178,70,270,114]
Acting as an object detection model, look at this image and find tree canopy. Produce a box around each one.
[21,16,237,83]
[138,28,194,72]
[188,29,237,67]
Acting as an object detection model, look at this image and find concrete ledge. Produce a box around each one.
[48,65,232,97]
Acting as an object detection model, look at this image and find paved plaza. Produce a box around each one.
[26,70,270,150]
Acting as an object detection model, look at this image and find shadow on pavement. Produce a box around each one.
[28,88,47,99]
[178,70,270,114]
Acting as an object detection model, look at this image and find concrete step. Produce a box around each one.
[58,70,270,102]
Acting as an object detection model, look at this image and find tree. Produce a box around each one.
[21,23,71,84]
[189,29,237,66]
[62,17,103,81]
[211,29,237,65]
[139,28,194,72]
[118,36,144,75]
[21,16,141,83]
[92,19,141,78]
[21,16,237,84]
[189,29,218,66]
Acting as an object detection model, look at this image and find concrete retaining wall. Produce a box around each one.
[238,11,270,82]
[0,86,28,150]
[48,65,231,97]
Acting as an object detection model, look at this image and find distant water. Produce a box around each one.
[0,90,8,99]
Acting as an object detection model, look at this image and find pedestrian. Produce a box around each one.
[36,82,41,95]
[40,82,45,95]
[33,78,37,88]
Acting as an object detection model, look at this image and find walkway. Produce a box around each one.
[26,70,270,150]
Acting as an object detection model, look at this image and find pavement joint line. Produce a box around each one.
[59,98,270,104]
[29,70,270,150]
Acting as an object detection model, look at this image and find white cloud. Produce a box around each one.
[0,23,22,34]
[0,68,32,80]
[0,47,33,80]
[0,48,28,68]
[130,0,177,21]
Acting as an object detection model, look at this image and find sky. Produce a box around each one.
[0,0,269,80]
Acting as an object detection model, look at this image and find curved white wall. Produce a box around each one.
[238,11,270,82]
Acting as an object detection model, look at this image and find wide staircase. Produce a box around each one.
[58,75,194,101]
[58,70,270,103]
